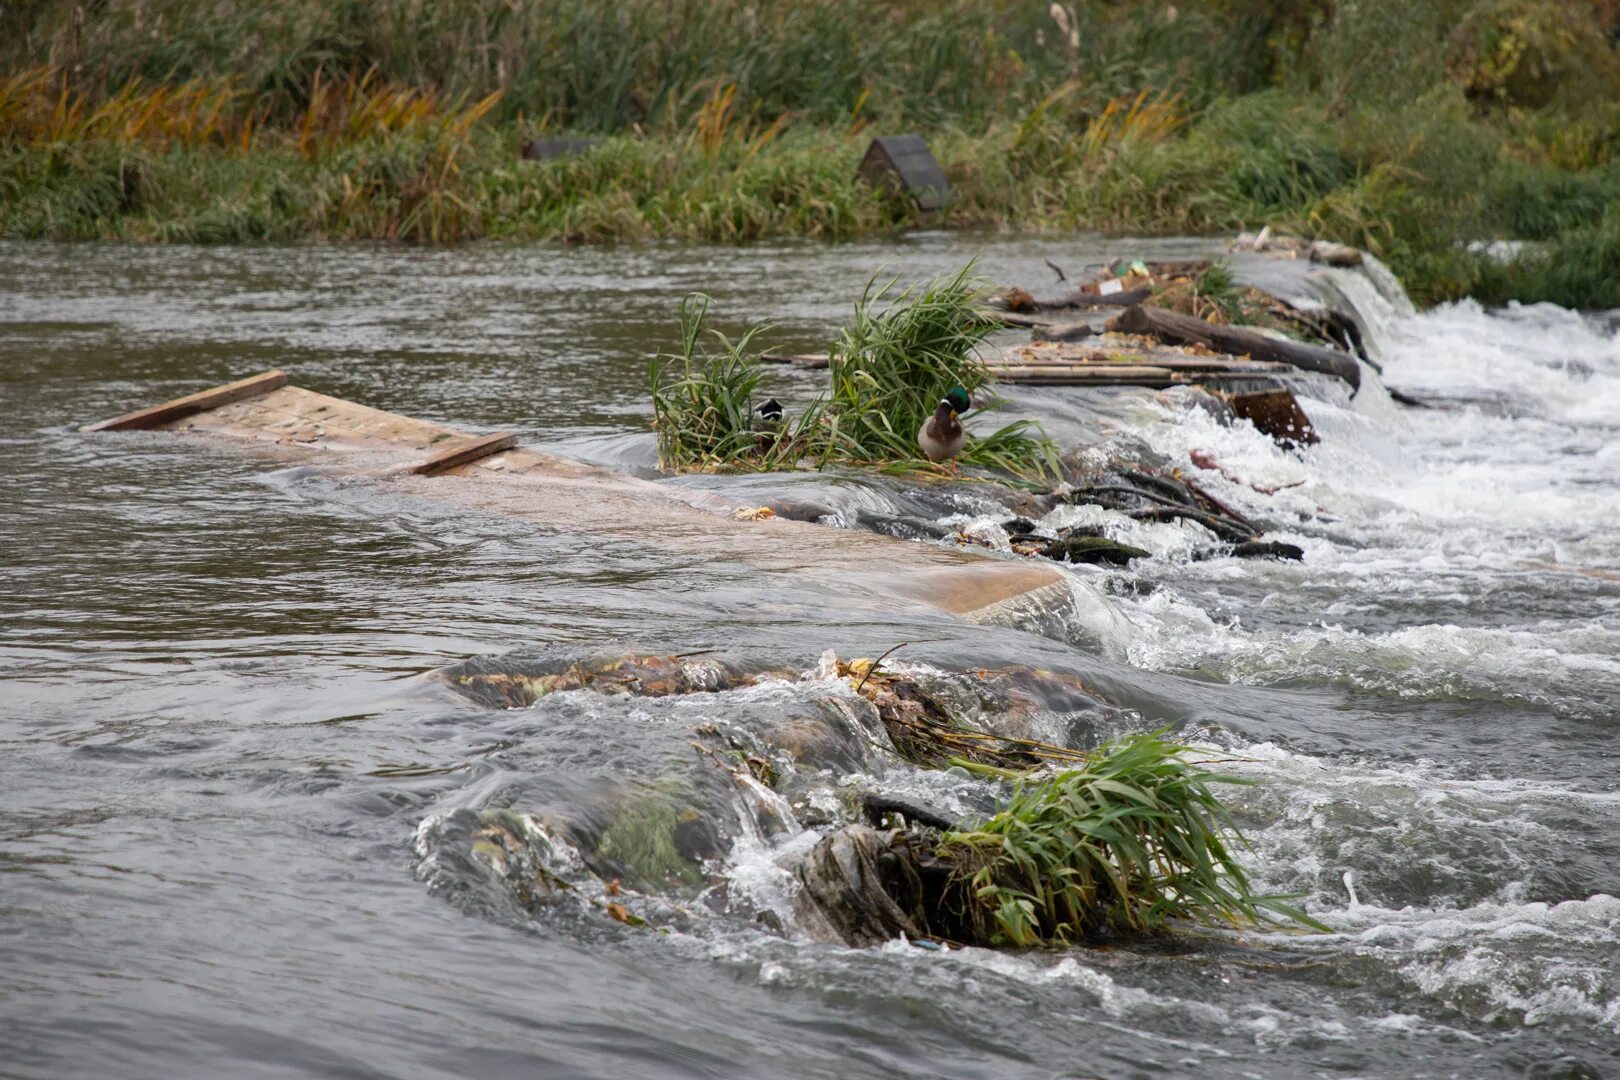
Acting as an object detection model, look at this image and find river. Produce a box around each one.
[2,236,1616,1079]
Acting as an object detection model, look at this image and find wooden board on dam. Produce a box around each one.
[83,373,1074,625]
[986,339,1298,389]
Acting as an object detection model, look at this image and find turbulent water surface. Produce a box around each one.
[2,236,1616,1079]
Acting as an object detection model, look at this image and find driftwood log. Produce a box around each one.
[1107,304,1361,390]
[1043,286,1154,309]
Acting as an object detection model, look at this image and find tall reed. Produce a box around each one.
[936,733,1325,944]
[649,268,1057,480]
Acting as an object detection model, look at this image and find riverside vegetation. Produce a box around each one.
[4,0,1619,307]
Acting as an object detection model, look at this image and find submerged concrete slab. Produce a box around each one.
[96,375,1095,634]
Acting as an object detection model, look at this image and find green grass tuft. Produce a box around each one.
[937,733,1326,945]
[649,293,817,472]
[825,266,1057,477]
[650,266,1058,481]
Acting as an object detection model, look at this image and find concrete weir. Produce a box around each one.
[84,371,1098,637]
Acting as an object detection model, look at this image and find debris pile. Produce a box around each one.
[426,649,1325,949]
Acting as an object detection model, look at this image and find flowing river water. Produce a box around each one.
[1,236,1616,1079]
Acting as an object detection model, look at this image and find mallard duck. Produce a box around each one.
[917,386,971,463]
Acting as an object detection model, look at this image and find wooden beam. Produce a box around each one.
[999,354,1289,373]
[980,310,1049,329]
[83,369,288,432]
[410,432,518,475]
[1031,322,1095,343]
[1040,286,1154,309]
[986,364,1182,387]
[102,382,1077,627]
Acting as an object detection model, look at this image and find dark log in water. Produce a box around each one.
[1031,321,1096,343]
[1041,536,1152,566]
[1107,304,1362,389]
[1127,505,1257,543]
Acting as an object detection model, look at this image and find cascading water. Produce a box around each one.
[3,237,1615,1079]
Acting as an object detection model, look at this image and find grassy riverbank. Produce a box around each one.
[4,0,1619,307]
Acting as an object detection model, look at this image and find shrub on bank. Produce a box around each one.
[4,0,1619,308]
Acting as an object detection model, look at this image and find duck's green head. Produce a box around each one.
[943,385,971,415]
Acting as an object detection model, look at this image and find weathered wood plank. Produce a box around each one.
[997,354,1289,373]
[980,310,1050,329]
[987,365,1183,387]
[1039,286,1154,309]
[1106,304,1361,389]
[90,376,1082,629]
[83,369,288,432]
[410,432,519,475]
[1030,322,1095,343]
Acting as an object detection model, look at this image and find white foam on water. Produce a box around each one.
[1074,277,1620,716]
[720,826,817,934]
[1376,299,1620,426]
[1265,893,1620,1033]
[1199,736,1620,1033]
[1215,740,1620,891]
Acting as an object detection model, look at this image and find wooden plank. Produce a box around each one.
[987,365,1184,387]
[981,310,1049,330]
[988,358,1301,389]
[1002,354,1281,372]
[410,432,519,476]
[1039,286,1154,309]
[104,379,1080,628]
[83,369,288,432]
[990,364,1179,379]
[1004,340,1296,374]
[1030,322,1095,344]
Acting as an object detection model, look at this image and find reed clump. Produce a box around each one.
[798,732,1326,947]
[933,734,1322,945]
[649,294,821,473]
[650,267,1058,481]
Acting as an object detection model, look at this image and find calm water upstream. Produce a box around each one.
[1,236,1617,1080]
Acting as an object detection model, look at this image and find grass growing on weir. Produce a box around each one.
[934,733,1327,945]
[650,267,1058,480]
[4,0,1620,307]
